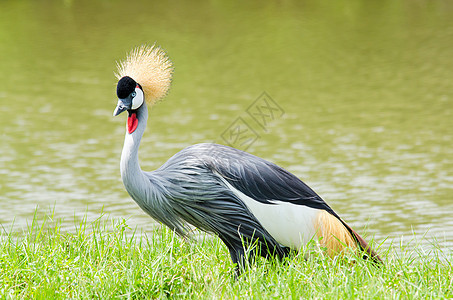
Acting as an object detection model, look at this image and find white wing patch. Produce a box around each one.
[217,174,320,249]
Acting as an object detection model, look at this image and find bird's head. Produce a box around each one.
[114,76,145,134]
[113,44,173,134]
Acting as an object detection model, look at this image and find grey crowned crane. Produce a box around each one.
[113,45,382,273]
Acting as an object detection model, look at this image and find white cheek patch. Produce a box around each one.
[131,88,144,109]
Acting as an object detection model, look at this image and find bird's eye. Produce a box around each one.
[131,92,137,97]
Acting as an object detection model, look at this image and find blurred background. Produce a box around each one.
[0,0,452,250]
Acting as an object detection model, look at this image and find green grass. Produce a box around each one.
[1,215,451,299]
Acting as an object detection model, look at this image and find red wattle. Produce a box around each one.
[127,113,138,134]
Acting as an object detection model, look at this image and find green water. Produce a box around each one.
[0,1,452,249]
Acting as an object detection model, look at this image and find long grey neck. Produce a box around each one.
[120,103,149,195]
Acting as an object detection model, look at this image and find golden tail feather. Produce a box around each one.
[315,210,383,264]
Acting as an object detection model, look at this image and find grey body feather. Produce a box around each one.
[120,104,295,265]
[117,84,383,269]
[121,102,348,267]
[118,101,384,268]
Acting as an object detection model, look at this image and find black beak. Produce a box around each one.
[113,99,131,116]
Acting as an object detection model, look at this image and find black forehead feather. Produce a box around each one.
[117,76,136,99]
